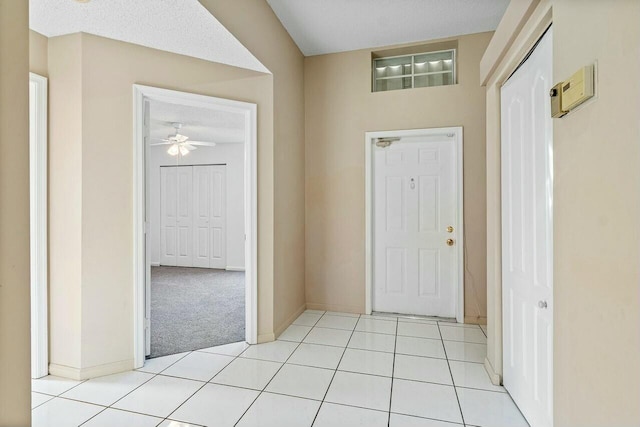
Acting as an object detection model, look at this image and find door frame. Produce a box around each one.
[132,85,258,368]
[29,72,48,378]
[364,127,464,323]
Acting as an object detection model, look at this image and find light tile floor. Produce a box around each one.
[32,311,529,427]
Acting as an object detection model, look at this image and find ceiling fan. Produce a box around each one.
[149,122,217,156]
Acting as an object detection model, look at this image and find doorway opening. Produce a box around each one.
[365,127,464,323]
[133,86,257,366]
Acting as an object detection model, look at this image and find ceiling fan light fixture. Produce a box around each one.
[179,145,190,156]
[167,144,180,156]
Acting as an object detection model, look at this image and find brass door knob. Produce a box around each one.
[446,239,455,246]
[447,226,454,233]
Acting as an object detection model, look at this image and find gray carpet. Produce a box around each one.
[150,266,245,358]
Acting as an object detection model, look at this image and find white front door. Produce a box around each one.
[373,136,460,318]
[501,28,553,427]
[193,165,227,268]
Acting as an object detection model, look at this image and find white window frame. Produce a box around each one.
[372,49,457,92]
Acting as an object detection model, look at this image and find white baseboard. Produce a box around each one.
[49,358,134,380]
[484,357,502,386]
[226,266,245,272]
[150,262,160,267]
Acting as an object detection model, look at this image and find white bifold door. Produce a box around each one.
[501,28,553,427]
[160,165,226,268]
[373,136,460,318]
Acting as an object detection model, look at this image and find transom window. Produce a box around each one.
[373,49,456,92]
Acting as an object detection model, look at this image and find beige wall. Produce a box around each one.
[198,0,307,334]
[483,0,640,425]
[553,1,640,424]
[304,32,492,320]
[0,1,31,425]
[29,30,48,77]
[47,32,274,377]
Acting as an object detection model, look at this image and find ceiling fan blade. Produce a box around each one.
[149,141,173,146]
[183,143,198,151]
[188,141,218,147]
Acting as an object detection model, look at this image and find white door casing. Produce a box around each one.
[30,73,48,378]
[370,130,463,319]
[134,84,258,368]
[501,28,553,427]
[143,99,152,356]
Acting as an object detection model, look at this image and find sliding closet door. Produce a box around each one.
[175,166,194,267]
[162,165,225,269]
[208,166,227,269]
[193,166,212,268]
[160,167,178,266]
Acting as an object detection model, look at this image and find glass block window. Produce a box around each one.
[373,49,456,92]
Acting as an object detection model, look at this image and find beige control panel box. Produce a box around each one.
[561,65,594,111]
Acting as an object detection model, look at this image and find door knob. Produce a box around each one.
[447,226,454,233]
[446,239,454,246]
[538,300,548,309]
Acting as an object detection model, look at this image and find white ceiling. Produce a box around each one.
[149,100,245,146]
[266,0,510,56]
[29,0,268,73]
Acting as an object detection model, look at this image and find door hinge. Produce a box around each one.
[375,137,400,148]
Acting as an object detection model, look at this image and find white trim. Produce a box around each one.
[484,357,502,386]
[226,266,246,272]
[364,127,465,323]
[29,73,48,379]
[133,85,258,368]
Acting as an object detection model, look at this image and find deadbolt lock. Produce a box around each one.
[446,226,454,233]
[446,239,455,246]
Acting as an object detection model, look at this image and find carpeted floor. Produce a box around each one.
[150,266,245,358]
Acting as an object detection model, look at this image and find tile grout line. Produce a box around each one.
[437,321,466,427]
[309,313,361,427]
[232,310,326,427]
[78,350,195,426]
[167,342,261,426]
[162,345,249,425]
[387,317,399,427]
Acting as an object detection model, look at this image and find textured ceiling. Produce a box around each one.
[30,0,268,73]
[149,100,245,145]
[266,0,509,56]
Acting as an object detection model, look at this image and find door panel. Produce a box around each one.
[373,138,458,317]
[501,27,553,427]
[209,166,226,269]
[176,166,193,267]
[193,166,211,268]
[160,167,178,266]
